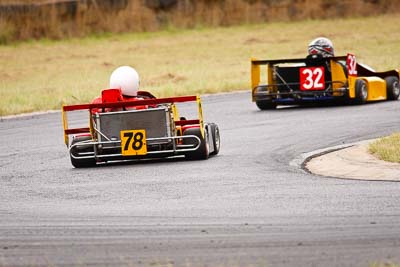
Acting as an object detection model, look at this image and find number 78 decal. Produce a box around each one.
[120,129,147,156]
[300,67,325,91]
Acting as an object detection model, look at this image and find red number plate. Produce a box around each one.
[300,67,325,91]
[346,54,357,76]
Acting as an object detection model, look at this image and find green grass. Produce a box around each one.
[1,14,400,116]
[369,133,400,163]
[370,263,400,267]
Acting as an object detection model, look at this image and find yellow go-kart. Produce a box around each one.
[251,53,399,109]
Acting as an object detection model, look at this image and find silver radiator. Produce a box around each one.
[95,106,173,145]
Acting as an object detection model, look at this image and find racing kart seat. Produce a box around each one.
[102,88,123,103]
[90,89,123,114]
[305,54,333,86]
[100,88,125,113]
[306,54,348,77]
[305,54,332,75]
[91,89,149,114]
[306,54,325,63]
[137,90,157,99]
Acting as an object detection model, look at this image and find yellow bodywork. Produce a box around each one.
[251,58,275,102]
[364,77,387,101]
[61,107,69,146]
[171,103,181,136]
[348,76,386,101]
[61,107,94,146]
[251,58,260,92]
[251,58,260,102]
[330,60,347,96]
[196,95,205,138]
[348,75,357,98]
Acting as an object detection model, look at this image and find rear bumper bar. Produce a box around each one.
[70,135,201,161]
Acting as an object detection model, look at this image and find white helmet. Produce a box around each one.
[109,66,140,96]
[308,37,334,57]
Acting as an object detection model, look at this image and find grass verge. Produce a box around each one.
[370,263,400,267]
[0,14,400,116]
[369,133,400,163]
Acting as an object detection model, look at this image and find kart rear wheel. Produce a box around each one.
[354,79,368,104]
[256,100,277,110]
[183,127,209,160]
[70,136,96,168]
[385,76,400,100]
[209,123,220,156]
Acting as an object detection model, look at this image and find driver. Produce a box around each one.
[91,66,148,112]
[109,65,140,99]
[307,37,334,57]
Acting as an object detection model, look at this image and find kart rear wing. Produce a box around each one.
[251,56,347,66]
[62,95,204,146]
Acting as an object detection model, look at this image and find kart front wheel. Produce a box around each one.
[354,79,368,104]
[70,136,96,168]
[183,127,209,160]
[256,100,277,110]
[385,76,400,100]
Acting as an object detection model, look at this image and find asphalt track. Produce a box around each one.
[1,91,400,267]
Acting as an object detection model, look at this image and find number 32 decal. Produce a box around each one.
[120,129,147,156]
[300,67,325,91]
[346,53,357,76]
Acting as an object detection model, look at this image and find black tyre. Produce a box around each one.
[183,127,209,160]
[354,79,368,104]
[256,100,277,110]
[70,136,96,168]
[385,76,400,100]
[209,123,220,156]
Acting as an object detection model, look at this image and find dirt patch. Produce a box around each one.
[306,141,400,181]
[243,38,263,45]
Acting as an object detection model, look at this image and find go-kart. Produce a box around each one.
[62,89,220,168]
[251,53,400,109]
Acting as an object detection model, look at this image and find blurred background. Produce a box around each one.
[1,0,399,116]
[0,0,398,43]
